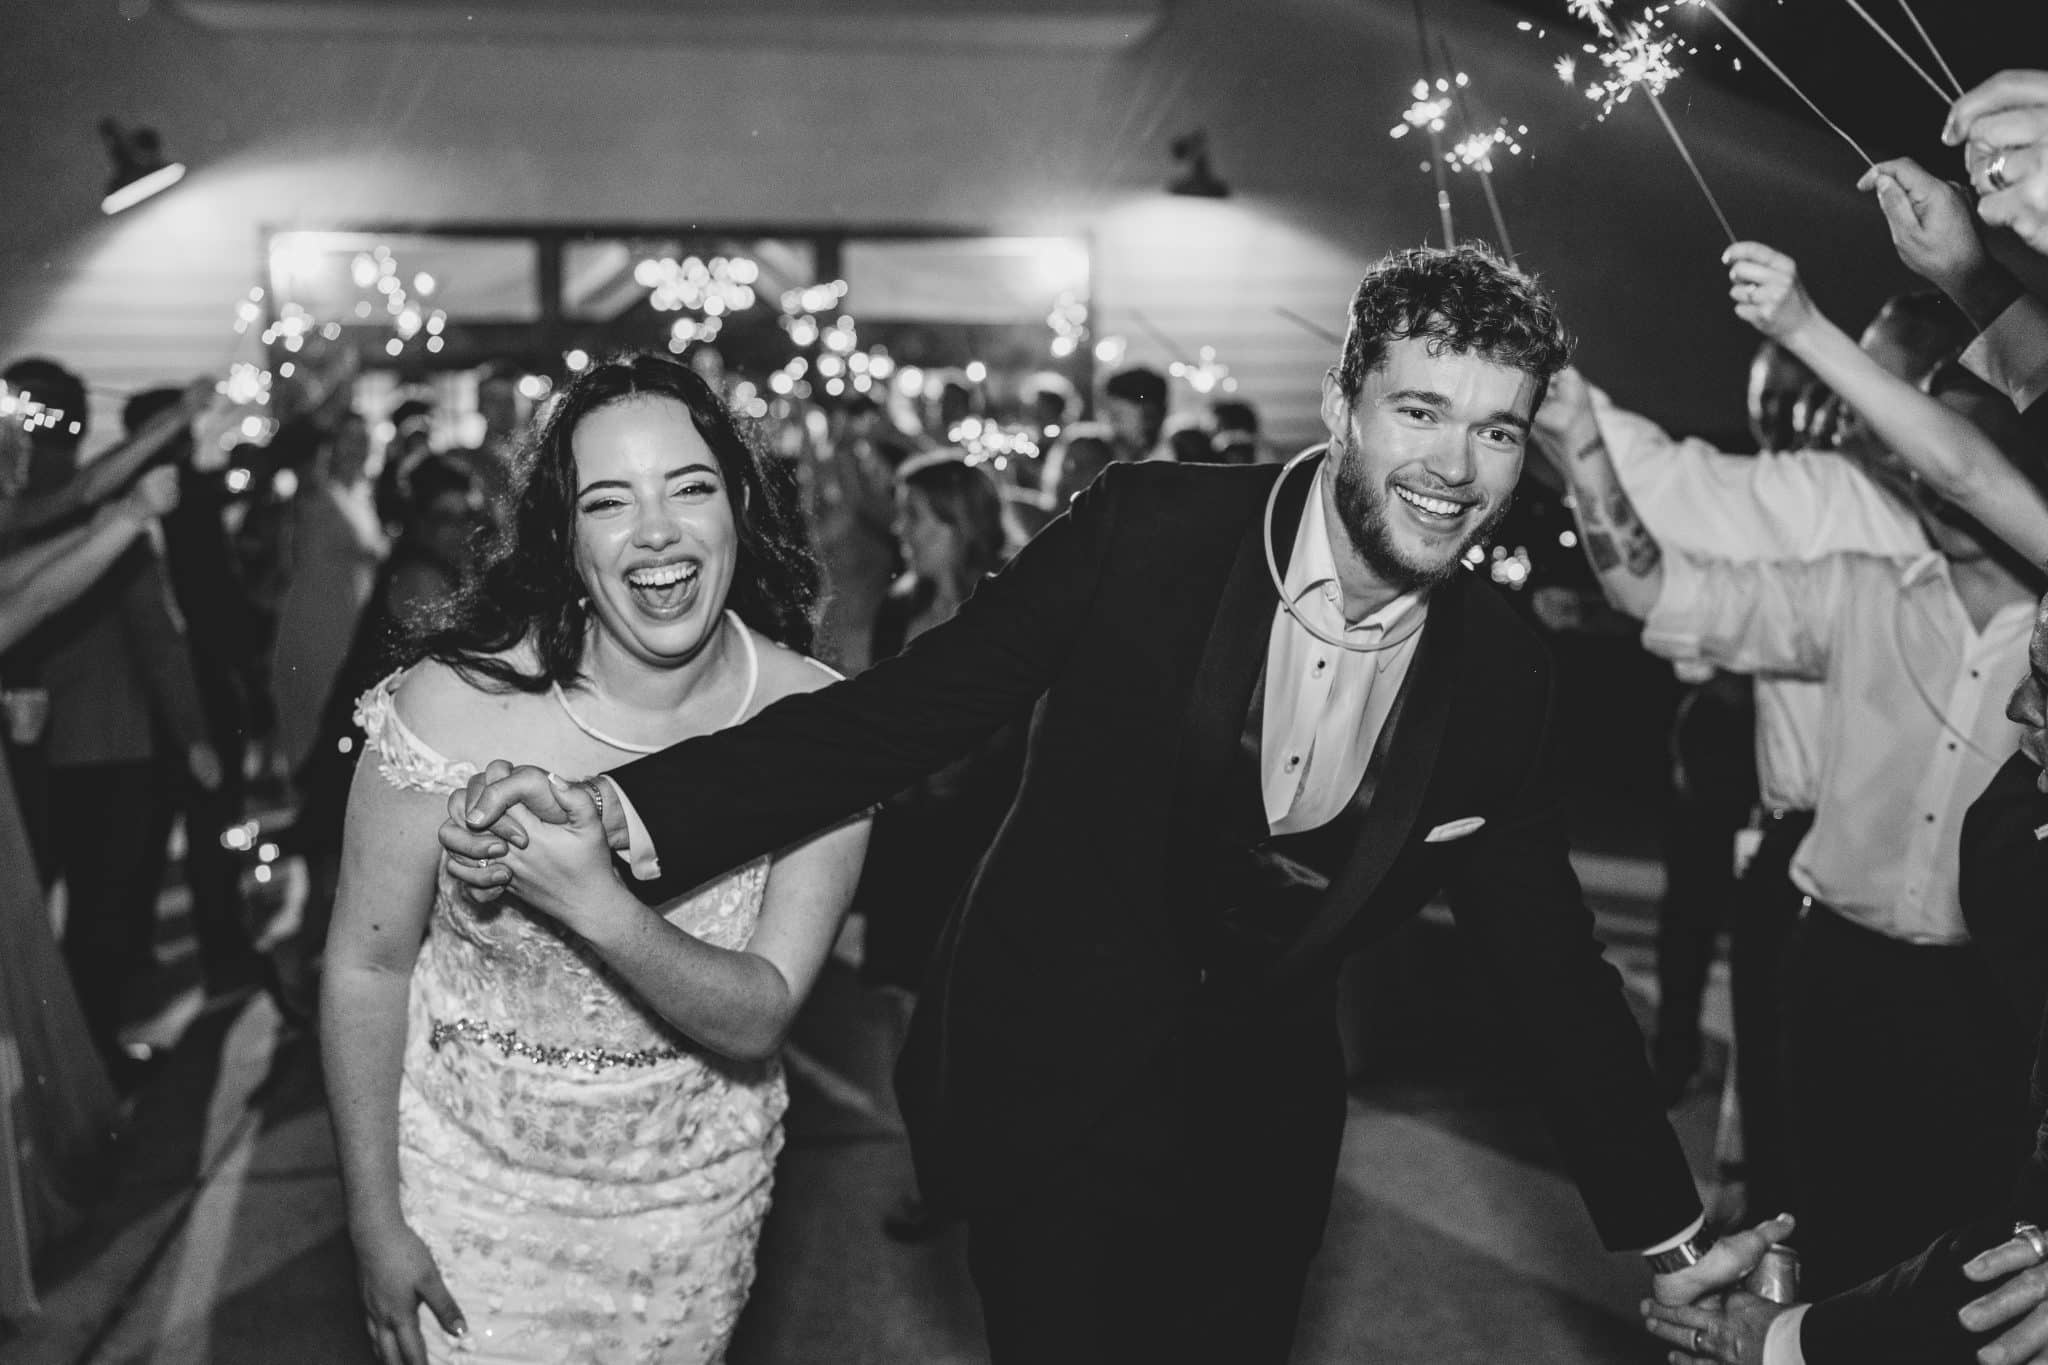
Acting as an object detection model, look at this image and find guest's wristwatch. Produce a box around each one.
[1644,1233,1715,1276]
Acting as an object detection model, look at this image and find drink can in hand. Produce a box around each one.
[1744,1244,1800,1305]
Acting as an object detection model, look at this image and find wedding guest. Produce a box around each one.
[0,357,217,1077]
[808,395,905,673]
[1542,246,2048,1298]
[854,451,1026,1241]
[281,453,485,1020]
[323,353,867,1365]
[1100,364,1169,461]
[1211,398,1263,465]
[0,451,182,1320]
[1642,598,2048,1363]
[1038,422,1117,511]
[0,368,213,867]
[270,409,383,775]
[1532,310,1961,1219]
[1167,422,1214,465]
[122,387,271,1000]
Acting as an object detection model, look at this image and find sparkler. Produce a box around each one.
[1837,0,1954,105]
[1891,0,1963,99]
[1274,306,1343,347]
[1409,0,1457,247]
[1436,37,1522,258]
[1390,76,1459,246]
[1644,91,1738,244]
[1672,0,1874,165]
[1563,8,1737,245]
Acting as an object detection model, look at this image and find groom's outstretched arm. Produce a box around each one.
[463,466,1127,892]
[1447,671,1705,1257]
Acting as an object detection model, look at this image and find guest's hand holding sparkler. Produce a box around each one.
[1724,243,1818,346]
[1947,70,2048,256]
[1727,241,2048,566]
[1858,158,2024,328]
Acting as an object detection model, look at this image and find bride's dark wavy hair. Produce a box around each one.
[410,352,817,692]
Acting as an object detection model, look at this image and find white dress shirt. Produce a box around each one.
[1762,1302,1810,1365]
[1579,387,1927,811]
[1961,294,2048,413]
[1645,550,2031,943]
[1262,467,1425,834]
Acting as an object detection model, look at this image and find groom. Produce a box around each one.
[442,244,1715,1361]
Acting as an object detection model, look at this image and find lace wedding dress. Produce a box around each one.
[357,673,784,1363]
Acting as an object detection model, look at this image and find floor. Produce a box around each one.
[4,852,1728,1364]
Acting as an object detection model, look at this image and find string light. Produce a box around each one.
[635,255,760,315]
[1168,345,1236,395]
[1046,290,1088,358]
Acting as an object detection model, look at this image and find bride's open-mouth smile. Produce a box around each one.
[623,555,702,619]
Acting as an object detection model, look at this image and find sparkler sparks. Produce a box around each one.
[0,383,73,435]
[1563,0,1737,245]
[1554,55,1577,85]
[1449,123,1525,174]
[1586,20,1680,118]
[1389,80,1453,140]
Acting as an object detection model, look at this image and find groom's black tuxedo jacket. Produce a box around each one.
[611,456,1699,1251]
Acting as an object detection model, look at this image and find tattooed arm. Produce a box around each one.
[1536,368,1665,619]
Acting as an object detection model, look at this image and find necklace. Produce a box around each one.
[1265,448,1429,655]
[550,610,761,754]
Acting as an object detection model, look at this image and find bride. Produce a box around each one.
[321,353,869,1365]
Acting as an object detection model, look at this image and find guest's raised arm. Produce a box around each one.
[1726,241,2048,565]
[1531,366,1665,619]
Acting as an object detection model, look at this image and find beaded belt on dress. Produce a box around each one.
[428,1017,684,1072]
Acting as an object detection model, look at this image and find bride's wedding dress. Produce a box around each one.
[358,673,785,1363]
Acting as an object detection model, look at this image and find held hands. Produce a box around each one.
[353,1219,465,1365]
[1724,244,1818,345]
[1642,1214,1796,1363]
[439,760,570,905]
[1959,1226,2048,1365]
[438,762,621,932]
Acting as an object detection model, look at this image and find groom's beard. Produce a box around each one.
[1329,439,1511,592]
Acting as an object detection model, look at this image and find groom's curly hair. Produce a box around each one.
[1334,242,1574,410]
[411,352,817,693]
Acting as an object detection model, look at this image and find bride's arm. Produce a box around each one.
[320,704,468,1362]
[485,779,871,1064]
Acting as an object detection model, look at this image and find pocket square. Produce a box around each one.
[1424,816,1487,843]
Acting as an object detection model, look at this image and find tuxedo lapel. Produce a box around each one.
[1241,573,1466,1002]
[1173,457,1313,834]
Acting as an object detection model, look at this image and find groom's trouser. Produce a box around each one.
[967,1141,1316,1365]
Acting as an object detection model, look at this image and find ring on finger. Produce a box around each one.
[1693,1325,1705,1353]
[1988,152,2013,193]
[2015,1220,2048,1263]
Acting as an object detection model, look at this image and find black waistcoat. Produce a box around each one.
[1196,650,1417,984]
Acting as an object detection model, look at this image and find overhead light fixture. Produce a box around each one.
[1167,129,1230,199]
[99,118,186,215]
